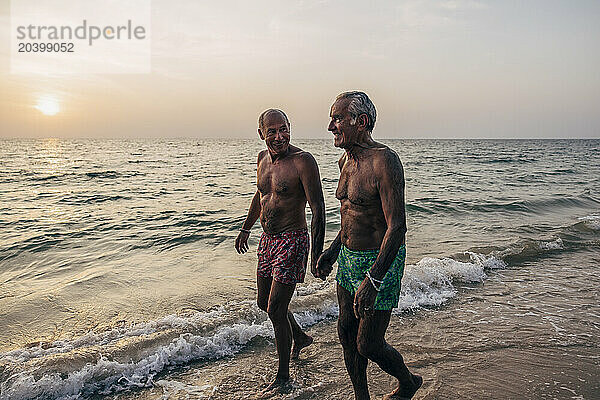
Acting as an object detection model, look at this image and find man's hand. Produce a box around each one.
[313,249,335,280]
[353,278,377,319]
[235,231,250,254]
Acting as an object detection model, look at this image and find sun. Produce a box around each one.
[35,96,60,116]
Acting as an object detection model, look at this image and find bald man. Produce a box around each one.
[235,109,325,393]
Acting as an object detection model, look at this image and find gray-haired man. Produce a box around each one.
[315,92,422,399]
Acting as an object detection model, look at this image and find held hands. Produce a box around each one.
[353,278,377,319]
[235,231,250,254]
[313,249,335,280]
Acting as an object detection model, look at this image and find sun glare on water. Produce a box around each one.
[35,96,60,116]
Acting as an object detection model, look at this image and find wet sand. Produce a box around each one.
[110,251,599,400]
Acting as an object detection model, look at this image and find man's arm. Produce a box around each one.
[354,149,407,317]
[314,231,341,279]
[314,154,346,279]
[242,190,261,231]
[235,190,261,254]
[368,150,406,280]
[235,152,265,255]
[298,153,325,272]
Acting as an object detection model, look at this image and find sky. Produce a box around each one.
[1,0,599,139]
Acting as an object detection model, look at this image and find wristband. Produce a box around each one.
[240,228,251,234]
[366,270,382,292]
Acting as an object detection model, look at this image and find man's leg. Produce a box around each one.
[266,280,297,386]
[356,311,422,399]
[337,284,370,400]
[257,276,312,358]
[289,310,313,358]
[256,275,272,312]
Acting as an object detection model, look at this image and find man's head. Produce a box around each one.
[328,91,377,149]
[258,109,291,156]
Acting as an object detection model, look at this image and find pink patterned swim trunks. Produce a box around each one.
[257,229,309,285]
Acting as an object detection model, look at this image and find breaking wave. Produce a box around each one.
[1,231,584,399]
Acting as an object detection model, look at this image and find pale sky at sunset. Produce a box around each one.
[1,0,599,139]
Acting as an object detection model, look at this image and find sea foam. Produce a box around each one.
[396,252,501,311]
[578,214,600,230]
[0,247,553,400]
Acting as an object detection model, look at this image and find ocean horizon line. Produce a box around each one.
[1,136,599,141]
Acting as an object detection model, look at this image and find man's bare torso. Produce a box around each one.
[257,145,308,235]
[336,143,406,251]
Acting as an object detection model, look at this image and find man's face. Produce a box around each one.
[259,111,290,155]
[328,98,358,149]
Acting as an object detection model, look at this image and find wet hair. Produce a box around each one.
[258,109,290,131]
[335,91,377,132]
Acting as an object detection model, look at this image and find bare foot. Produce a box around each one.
[256,376,293,399]
[383,374,423,400]
[291,334,313,359]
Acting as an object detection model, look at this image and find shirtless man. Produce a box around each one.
[235,109,325,392]
[315,92,422,399]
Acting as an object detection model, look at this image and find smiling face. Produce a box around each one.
[259,110,291,156]
[328,98,360,149]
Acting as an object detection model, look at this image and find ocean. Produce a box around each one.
[0,138,598,399]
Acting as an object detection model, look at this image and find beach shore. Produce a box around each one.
[2,139,598,399]
[111,251,599,400]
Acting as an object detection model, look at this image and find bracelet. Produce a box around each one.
[366,270,382,292]
[240,228,251,234]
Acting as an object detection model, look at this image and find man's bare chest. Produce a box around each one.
[257,162,300,196]
[336,165,379,206]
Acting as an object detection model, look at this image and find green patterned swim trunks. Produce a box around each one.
[336,244,406,310]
